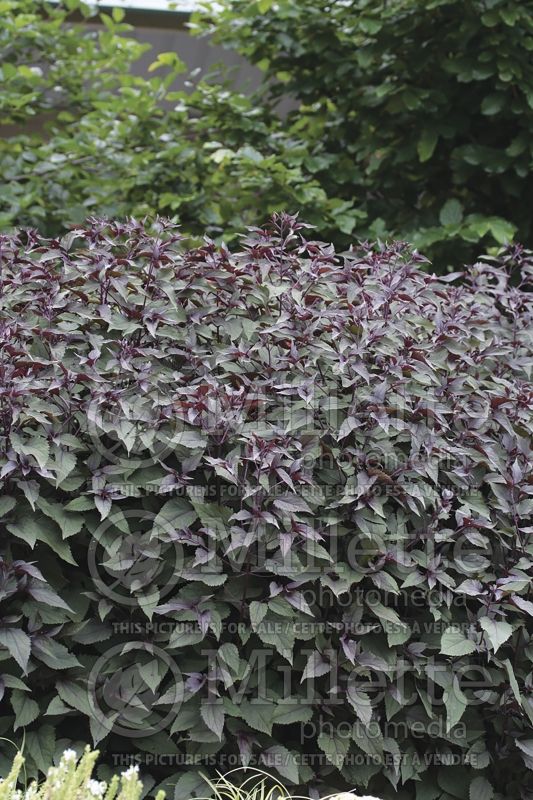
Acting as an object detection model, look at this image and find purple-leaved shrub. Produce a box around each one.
[0,215,532,800]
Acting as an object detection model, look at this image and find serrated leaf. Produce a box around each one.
[261,744,299,783]
[11,689,39,729]
[347,686,373,726]
[441,626,477,657]
[200,701,225,740]
[512,594,533,616]
[31,636,81,670]
[11,433,49,469]
[218,642,240,674]
[24,725,56,775]
[480,617,513,653]
[301,651,331,681]
[56,680,93,716]
[171,772,208,800]
[273,698,313,725]
[0,628,31,672]
[317,731,349,767]
[249,601,268,629]
[27,583,73,612]
[239,700,275,735]
[444,676,468,732]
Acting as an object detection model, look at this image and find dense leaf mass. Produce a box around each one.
[0,216,532,800]
[203,0,533,263]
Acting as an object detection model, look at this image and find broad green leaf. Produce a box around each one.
[441,626,477,657]
[200,701,225,740]
[260,744,299,783]
[31,637,81,670]
[273,698,313,725]
[238,700,275,735]
[440,198,464,226]
[0,496,16,517]
[480,617,513,653]
[11,689,39,729]
[317,731,350,767]
[347,686,373,726]
[24,725,56,775]
[0,628,31,672]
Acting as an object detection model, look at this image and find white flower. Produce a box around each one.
[62,749,78,762]
[327,795,382,800]
[121,764,139,779]
[87,779,107,797]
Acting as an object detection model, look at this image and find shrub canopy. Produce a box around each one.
[0,216,532,799]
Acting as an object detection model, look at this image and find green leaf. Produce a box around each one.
[6,514,44,548]
[440,198,464,226]
[218,643,240,674]
[31,637,81,670]
[470,776,493,800]
[170,772,208,800]
[418,129,438,162]
[256,615,294,664]
[503,658,522,707]
[347,686,373,726]
[481,94,505,115]
[0,496,16,517]
[480,617,513,653]
[317,730,350,767]
[0,628,31,672]
[239,700,275,735]
[441,626,477,657]
[11,432,49,469]
[261,744,299,783]
[56,680,93,716]
[445,676,468,732]
[36,497,84,538]
[11,689,40,729]
[24,725,56,775]
[148,52,186,73]
[273,698,313,725]
[249,601,268,629]
[200,701,225,740]
[487,217,516,245]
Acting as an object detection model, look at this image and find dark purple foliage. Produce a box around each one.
[0,215,532,799]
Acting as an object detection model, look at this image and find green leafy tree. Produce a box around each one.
[201,0,533,263]
[0,0,352,241]
[3,0,532,267]
[0,0,150,227]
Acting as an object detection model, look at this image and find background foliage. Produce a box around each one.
[0,0,350,246]
[202,0,533,265]
[0,217,531,800]
[2,0,533,267]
